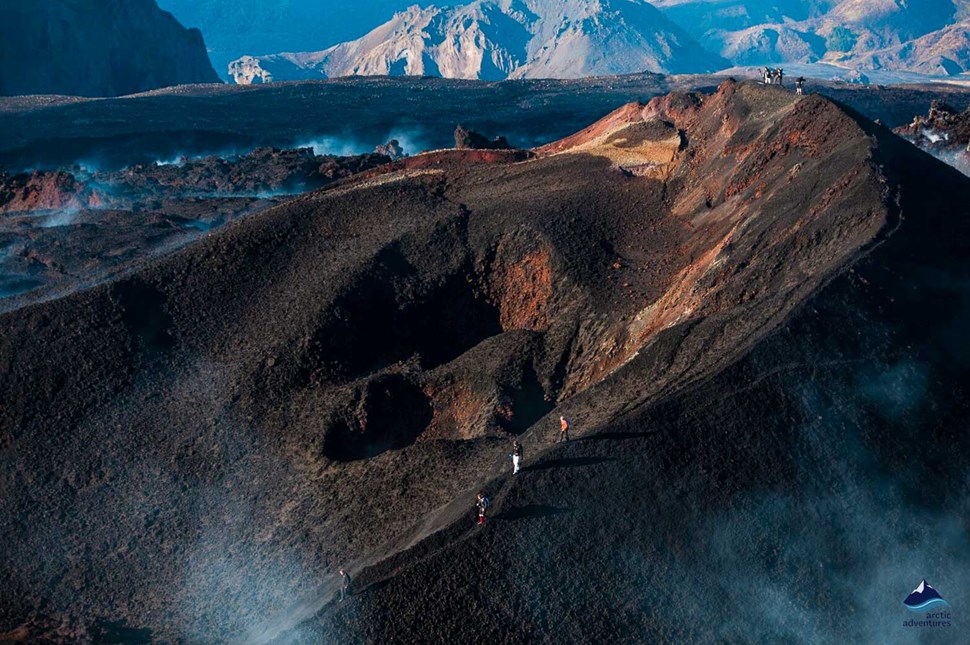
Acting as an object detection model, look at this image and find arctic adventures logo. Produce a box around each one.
[902,580,952,628]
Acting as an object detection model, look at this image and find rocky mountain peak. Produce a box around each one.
[228,0,726,84]
[0,0,220,97]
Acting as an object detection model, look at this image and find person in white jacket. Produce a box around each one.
[510,440,523,475]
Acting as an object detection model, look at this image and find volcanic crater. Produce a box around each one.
[2,80,969,642]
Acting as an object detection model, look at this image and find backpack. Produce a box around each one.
[481,496,490,509]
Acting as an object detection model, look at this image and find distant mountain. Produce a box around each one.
[841,21,970,76]
[157,0,463,79]
[717,25,826,66]
[0,0,219,98]
[228,0,727,84]
[654,0,970,76]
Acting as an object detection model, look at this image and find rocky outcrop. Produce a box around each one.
[106,146,393,197]
[0,0,219,97]
[373,139,407,160]
[0,170,103,214]
[454,126,513,150]
[226,55,296,85]
[227,56,272,85]
[229,0,728,83]
[897,99,970,143]
[895,99,970,174]
[0,147,394,213]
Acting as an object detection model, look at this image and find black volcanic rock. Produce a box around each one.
[1,82,969,641]
[0,0,219,98]
[454,125,513,150]
[103,146,392,197]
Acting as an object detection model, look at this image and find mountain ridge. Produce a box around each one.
[0,0,220,98]
[228,0,727,84]
[655,0,970,76]
[224,0,970,84]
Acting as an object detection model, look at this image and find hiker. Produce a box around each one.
[476,492,490,525]
[558,416,570,443]
[795,77,806,95]
[777,68,785,86]
[339,568,351,602]
[762,67,771,85]
[510,440,523,475]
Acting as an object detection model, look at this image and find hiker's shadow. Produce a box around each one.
[495,504,570,522]
[91,620,153,644]
[578,430,660,443]
[526,456,616,471]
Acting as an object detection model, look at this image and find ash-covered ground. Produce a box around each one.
[0,77,968,643]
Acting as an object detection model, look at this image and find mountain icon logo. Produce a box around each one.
[903,580,948,611]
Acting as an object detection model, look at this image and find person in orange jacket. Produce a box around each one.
[559,416,570,442]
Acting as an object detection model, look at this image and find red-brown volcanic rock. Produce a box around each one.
[0,170,104,213]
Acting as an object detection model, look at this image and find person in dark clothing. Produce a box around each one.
[510,440,523,475]
[795,77,806,95]
[339,568,351,602]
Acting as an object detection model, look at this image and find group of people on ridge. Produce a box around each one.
[762,67,807,95]
[762,67,785,86]
[476,415,571,525]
